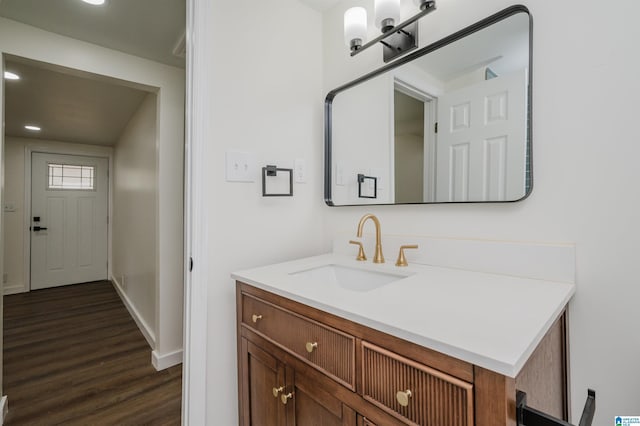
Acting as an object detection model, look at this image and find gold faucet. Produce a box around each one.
[395,245,419,267]
[356,214,384,263]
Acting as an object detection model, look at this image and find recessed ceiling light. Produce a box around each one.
[4,71,20,80]
[82,0,106,5]
[24,125,41,131]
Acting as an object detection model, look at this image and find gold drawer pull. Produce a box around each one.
[272,386,284,398]
[396,389,412,407]
[251,314,262,323]
[305,342,318,353]
[281,392,293,405]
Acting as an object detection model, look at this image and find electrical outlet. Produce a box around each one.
[226,151,256,182]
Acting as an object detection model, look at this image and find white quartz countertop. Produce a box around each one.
[232,253,575,378]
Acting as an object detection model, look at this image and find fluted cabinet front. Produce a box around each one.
[362,342,474,426]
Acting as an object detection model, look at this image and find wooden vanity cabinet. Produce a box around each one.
[240,335,357,425]
[237,281,567,426]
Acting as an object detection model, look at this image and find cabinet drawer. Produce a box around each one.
[362,342,473,426]
[242,293,355,389]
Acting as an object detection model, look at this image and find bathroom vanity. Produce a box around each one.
[234,253,575,425]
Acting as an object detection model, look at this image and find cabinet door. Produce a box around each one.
[289,369,357,426]
[357,416,377,426]
[241,339,287,426]
[362,342,473,426]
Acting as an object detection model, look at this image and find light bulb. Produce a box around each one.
[374,0,400,33]
[4,71,20,80]
[344,7,368,51]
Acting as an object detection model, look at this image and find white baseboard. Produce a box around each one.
[152,349,183,371]
[1,395,8,424]
[3,283,27,295]
[111,278,156,349]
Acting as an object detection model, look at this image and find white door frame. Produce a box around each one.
[182,0,207,423]
[22,144,113,294]
[393,78,438,203]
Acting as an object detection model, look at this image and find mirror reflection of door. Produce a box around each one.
[393,82,436,203]
[435,68,527,202]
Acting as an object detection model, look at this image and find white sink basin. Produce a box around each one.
[290,264,409,292]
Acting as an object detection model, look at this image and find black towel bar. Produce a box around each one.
[516,389,596,426]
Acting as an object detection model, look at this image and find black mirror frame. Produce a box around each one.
[324,5,533,207]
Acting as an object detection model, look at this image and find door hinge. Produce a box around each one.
[434,122,438,133]
[189,257,194,272]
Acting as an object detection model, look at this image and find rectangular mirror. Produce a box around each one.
[325,6,532,206]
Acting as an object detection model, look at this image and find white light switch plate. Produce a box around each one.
[226,151,256,182]
[336,163,345,186]
[294,159,306,183]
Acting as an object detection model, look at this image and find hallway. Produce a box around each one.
[3,281,181,425]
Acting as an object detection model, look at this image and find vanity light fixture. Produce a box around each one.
[4,71,20,80]
[81,0,106,5]
[344,7,368,52]
[344,0,436,63]
[24,125,41,131]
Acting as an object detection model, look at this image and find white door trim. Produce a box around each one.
[182,0,208,423]
[22,143,113,293]
[393,78,438,203]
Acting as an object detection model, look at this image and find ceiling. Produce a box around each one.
[0,0,186,68]
[412,12,529,82]
[4,57,149,146]
[1,0,184,146]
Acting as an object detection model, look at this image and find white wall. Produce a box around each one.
[112,93,158,342]
[0,17,184,364]
[3,139,25,294]
[189,0,325,423]
[322,0,640,422]
[332,73,393,204]
[2,137,113,295]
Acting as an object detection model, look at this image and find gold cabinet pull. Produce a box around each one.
[272,386,284,397]
[305,342,318,353]
[251,314,263,323]
[281,392,293,405]
[396,389,412,407]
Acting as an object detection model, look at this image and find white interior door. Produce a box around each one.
[435,69,527,202]
[31,153,109,290]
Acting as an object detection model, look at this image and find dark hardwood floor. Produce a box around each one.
[3,281,182,425]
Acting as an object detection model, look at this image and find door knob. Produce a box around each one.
[32,226,48,232]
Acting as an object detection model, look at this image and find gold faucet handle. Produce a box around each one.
[395,245,418,267]
[349,240,367,261]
